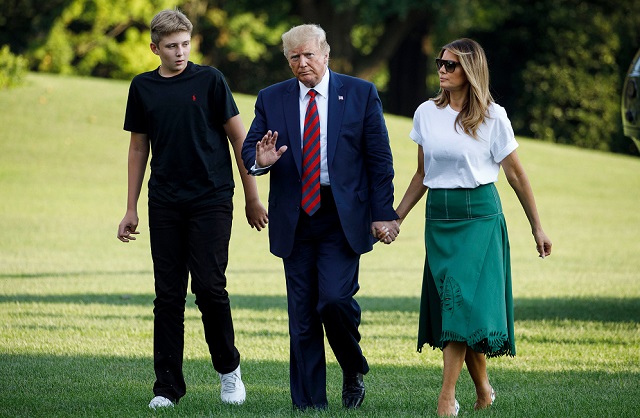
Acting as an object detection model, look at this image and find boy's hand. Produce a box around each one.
[246,199,268,231]
[117,212,140,242]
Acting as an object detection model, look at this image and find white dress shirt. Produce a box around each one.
[298,68,330,185]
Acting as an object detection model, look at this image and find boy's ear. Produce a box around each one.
[150,43,159,55]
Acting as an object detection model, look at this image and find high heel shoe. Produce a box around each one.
[437,399,460,417]
[474,387,495,410]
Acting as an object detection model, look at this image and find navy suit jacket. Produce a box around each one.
[242,70,397,259]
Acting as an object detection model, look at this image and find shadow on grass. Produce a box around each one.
[0,270,154,279]
[1,353,638,417]
[0,266,285,280]
[514,297,640,322]
[1,293,639,322]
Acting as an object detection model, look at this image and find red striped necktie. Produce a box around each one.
[301,89,321,215]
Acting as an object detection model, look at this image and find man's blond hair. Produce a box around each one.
[281,24,330,58]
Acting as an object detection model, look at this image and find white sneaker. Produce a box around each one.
[148,395,174,409]
[219,365,246,405]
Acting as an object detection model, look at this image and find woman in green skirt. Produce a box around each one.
[394,38,552,416]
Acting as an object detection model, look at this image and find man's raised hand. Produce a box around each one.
[256,130,287,168]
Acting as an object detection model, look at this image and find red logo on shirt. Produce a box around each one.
[192,95,196,101]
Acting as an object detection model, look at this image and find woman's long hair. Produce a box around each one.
[432,38,493,139]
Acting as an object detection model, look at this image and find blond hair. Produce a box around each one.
[281,24,330,58]
[150,9,193,45]
[433,38,493,139]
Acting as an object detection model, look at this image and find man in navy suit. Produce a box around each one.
[241,24,399,410]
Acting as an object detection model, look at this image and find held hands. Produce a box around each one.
[256,130,287,168]
[371,220,400,245]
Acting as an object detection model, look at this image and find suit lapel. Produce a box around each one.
[283,80,302,176]
[327,70,345,169]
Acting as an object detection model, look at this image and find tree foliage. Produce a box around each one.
[28,0,183,78]
[0,0,638,154]
[469,0,640,154]
[193,1,295,93]
[0,45,28,89]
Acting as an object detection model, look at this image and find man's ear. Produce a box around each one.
[150,43,159,55]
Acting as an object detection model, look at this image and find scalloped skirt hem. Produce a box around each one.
[417,330,516,358]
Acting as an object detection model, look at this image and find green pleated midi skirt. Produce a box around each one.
[417,183,515,357]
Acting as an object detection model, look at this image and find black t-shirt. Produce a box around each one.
[124,62,239,205]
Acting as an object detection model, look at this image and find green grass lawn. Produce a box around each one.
[0,73,639,417]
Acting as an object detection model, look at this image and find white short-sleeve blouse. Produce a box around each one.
[410,100,518,189]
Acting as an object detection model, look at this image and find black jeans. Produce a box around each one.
[148,199,240,402]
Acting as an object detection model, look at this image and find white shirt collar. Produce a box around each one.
[298,67,330,100]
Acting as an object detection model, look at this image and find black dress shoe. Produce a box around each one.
[342,372,365,408]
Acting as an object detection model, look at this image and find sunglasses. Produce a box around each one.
[435,58,461,73]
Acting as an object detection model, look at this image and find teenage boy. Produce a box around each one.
[117,8,268,410]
